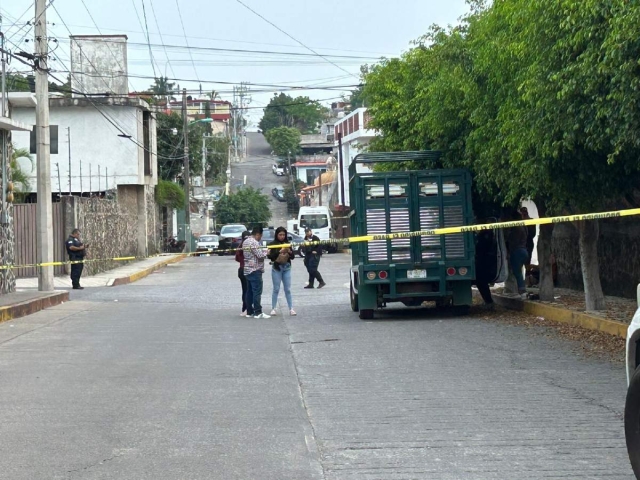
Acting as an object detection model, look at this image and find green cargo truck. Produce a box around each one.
[348,151,475,319]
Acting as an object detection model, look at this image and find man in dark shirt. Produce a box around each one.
[66,229,87,290]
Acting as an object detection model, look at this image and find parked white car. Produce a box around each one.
[272,164,285,176]
[625,285,640,478]
[195,234,219,256]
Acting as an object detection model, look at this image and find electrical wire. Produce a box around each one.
[132,0,158,78]
[148,0,176,78]
[174,0,199,83]
[234,0,359,79]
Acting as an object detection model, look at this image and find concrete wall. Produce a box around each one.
[12,104,154,193]
[70,36,128,96]
[552,218,640,299]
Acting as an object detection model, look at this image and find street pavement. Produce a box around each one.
[232,132,291,228]
[0,252,634,479]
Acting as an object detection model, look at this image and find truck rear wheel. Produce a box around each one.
[350,280,359,312]
[625,366,640,478]
[359,309,374,320]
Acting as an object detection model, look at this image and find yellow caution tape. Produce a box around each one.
[2,207,639,270]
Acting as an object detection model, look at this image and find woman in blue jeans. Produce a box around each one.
[507,210,530,297]
[267,227,296,316]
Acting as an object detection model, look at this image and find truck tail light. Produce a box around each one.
[366,271,377,280]
[446,267,456,276]
[378,270,388,279]
[458,267,468,276]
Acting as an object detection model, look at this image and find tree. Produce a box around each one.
[9,146,33,202]
[155,179,185,209]
[344,65,370,112]
[361,0,640,309]
[264,127,301,158]
[259,93,328,134]
[215,187,271,227]
[149,76,176,98]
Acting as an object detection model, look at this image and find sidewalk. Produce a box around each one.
[0,254,186,324]
[492,286,634,338]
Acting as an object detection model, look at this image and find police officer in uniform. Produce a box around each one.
[66,229,87,290]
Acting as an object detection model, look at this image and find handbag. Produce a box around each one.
[275,249,290,265]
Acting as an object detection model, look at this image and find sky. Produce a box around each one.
[1,0,469,127]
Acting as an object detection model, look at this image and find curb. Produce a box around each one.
[493,293,629,338]
[110,254,187,287]
[0,291,69,324]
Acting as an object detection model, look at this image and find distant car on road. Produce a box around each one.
[625,286,640,478]
[218,224,247,255]
[195,234,219,256]
[260,228,306,257]
[272,164,285,176]
[271,187,286,202]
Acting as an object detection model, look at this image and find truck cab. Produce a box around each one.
[348,151,475,319]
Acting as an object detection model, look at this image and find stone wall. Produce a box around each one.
[0,140,16,294]
[552,218,640,299]
[145,185,162,254]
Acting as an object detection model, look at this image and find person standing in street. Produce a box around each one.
[303,228,326,289]
[506,211,530,298]
[267,227,296,316]
[235,231,252,317]
[66,229,87,290]
[243,225,270,319]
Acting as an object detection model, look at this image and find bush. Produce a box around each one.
[155,180,185,209]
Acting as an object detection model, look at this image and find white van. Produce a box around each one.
[295,206,337,252]
[625,286,640,477]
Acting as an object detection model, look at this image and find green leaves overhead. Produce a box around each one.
[363,0,640,213]
[215,187,271,228]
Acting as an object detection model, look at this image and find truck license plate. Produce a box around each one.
[407,269,427,279]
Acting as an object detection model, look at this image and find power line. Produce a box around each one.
[234,0,359,79]
[148,0,176,78]
[132,0,158,78]
[174,0,199,83]
[53,37,383,60]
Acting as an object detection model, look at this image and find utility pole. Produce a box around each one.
[182,88,191,252]
[55,163,61,195]
[98,165,101,192]
[202,134,206,187]
[79,161,83,196]
[89,163,92,195]
[67,126,71,195]
[1,29,8,227]
[105,167,108,190]
[232,86,238,161]
[338,133,345,207]
[35,0,54,291]
[318,172,322,206]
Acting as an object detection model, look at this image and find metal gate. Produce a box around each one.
[13,203,66,278]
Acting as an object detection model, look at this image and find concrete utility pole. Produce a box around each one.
[67,126,71,194]
[35,0,54,291]
[182,88,191,252]
[1,29,8,227]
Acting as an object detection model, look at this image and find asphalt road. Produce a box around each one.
[231,132,291,228]
[0,252,633,479]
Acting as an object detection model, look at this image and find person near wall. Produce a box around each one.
[506,211,530,298]
[520,207,537,268]
[267,227,296,316]
[66,228,87,290]
[243,226,270,319]
[235,231,252,317]
[302,228,326,289]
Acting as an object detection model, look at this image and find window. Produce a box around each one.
[300,214,328,229]
[143,111,151,176]
[30,125,58,154]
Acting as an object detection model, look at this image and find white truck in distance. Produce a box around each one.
[288,206,337,253]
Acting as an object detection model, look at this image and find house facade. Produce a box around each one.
[168,98,231,135]
[333,107,375,207]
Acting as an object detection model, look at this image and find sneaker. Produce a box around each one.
[290,309,297,316]
[254,313,271,319]
[304,285,314,289]
[240,312,247,317]
[318,282,326,289]
[270,309,277,315]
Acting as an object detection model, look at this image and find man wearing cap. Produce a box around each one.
[302,228,326,289]
[66,228,88,290]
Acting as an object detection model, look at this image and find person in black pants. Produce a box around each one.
[66,229,87,290]
[235,231,252,316]
[302,228,326,289]
[475,229,496,309]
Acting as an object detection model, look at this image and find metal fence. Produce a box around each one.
[13,203,66,278]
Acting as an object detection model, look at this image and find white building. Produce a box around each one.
[333,107,375,207]
[10,93,157,195]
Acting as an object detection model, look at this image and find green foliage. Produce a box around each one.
[6,72,71,96]
[215,187,271,227]
[264,127,301,158]
[259,93,328,134]
[156,113,229,183]
[149,76,176,97]
[362,0,640,214]
[155,180,185,209]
